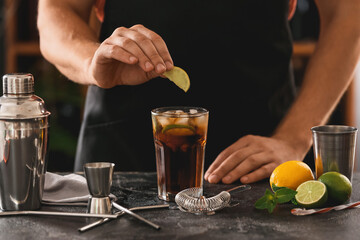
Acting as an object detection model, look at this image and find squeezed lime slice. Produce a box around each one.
[295,180,328,208]
[163,66,190,92]
[162,124,195,135]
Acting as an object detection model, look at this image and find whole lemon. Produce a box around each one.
[270,160,314,191]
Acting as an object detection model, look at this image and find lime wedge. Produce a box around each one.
[295,180,328,208]
[163,66,190,92]
[162,124,195,135]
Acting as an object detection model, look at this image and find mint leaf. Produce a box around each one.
[254,195,269,209]
[254,189,272,208]
[255,187,298,213]
[275,188,297,204]
[271,184,285,192]
[291,198,298,205]
[255,189,277,213]
[268,201,277,213]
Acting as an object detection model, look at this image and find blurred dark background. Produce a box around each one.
[0,0,354,172]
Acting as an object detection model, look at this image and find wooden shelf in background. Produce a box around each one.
[293,41,316,56]
[5,0,40,73]
[12,41,41,55]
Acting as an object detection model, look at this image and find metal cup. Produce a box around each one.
[312,125,357,181]
[84,162,115,214]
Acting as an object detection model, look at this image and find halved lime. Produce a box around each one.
[318,172,352,204]
[163,66,190,92]
[162,124,195,135]
[295,180,328,208]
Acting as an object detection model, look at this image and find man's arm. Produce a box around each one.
[271,0,360,161]
[37,0,99,85]
[37,0,173,88]
[205,0,360,184]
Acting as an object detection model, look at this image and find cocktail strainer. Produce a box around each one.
[175,185,251,215]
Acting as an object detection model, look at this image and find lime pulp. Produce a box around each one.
[295,180,328,208]
[163,66,190,92]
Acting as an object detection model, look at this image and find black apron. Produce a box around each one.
[74,0,296,171]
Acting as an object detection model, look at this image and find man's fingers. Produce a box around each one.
[97,25,173,82]
[207,147,260,184]
[240,162,277,184]
[221,152,268,184]
[205,136,252,180]
[107,33,158,72]
[113,26,169,73]
[130,24,174,70]
[94,43,138,65]
[204,153,228,181]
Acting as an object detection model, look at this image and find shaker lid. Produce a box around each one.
[3,73,34,94]
[0,73,50,120]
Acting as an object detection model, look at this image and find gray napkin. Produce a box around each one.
[43,172,116,206]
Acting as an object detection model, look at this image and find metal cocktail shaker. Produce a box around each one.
[0,73,50,210]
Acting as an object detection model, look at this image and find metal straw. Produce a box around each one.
[78,204,169,232]
[112,202,161,230]
[0,210,117,218]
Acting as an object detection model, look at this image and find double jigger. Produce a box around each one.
[83,162,161,230]
[84,162,114,214]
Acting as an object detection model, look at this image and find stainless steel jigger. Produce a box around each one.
[83,162,115,214]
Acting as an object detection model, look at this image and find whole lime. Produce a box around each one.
[318,172,352,205]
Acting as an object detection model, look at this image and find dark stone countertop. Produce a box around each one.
[1,172,360,240]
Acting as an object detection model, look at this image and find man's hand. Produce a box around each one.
[88,24,174,88]
[38,0,174,87]
[204,135,306,184]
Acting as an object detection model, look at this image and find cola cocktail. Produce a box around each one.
[151,107,208,201]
